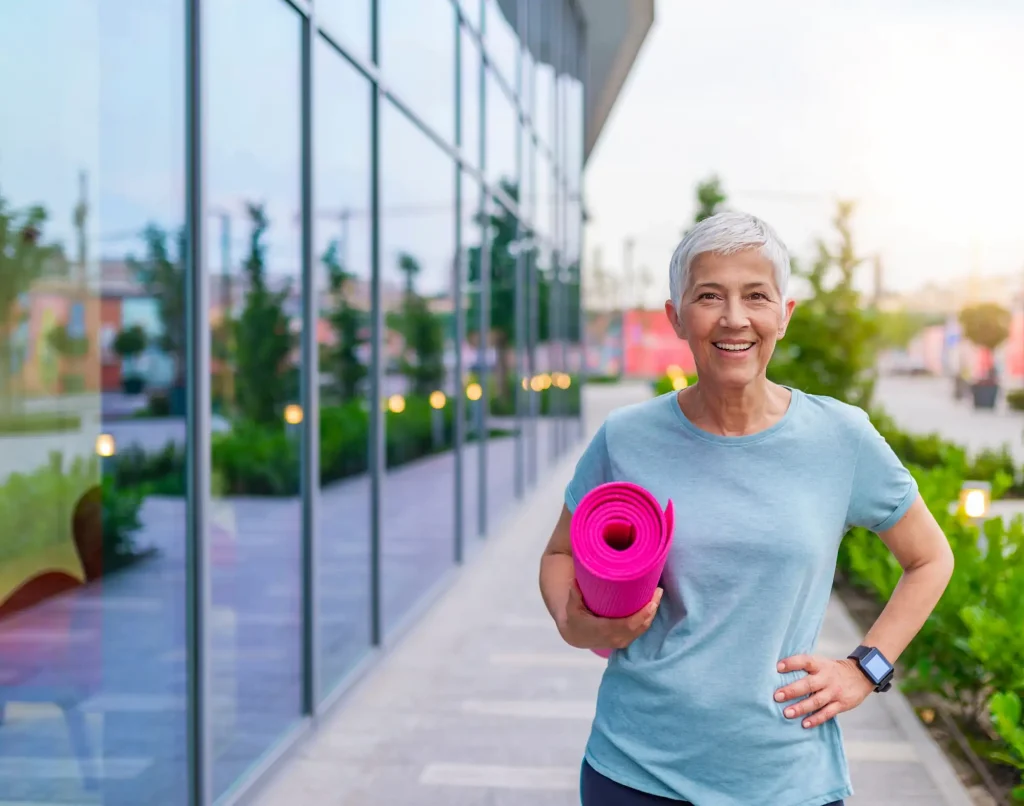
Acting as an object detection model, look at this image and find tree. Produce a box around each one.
[112,324,148,363]
[322,240,367,402]
[684,175,728,235]
[959,303,1010,352]
[466,179,547,405]
[0,191,64,409]
[126,224,187,388]
[397,252,445,397]
[768,200,880,408]
[233,203,296,425]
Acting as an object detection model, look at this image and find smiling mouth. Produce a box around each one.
[713,342,755,352]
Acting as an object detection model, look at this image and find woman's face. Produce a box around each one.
[665,249,796,389]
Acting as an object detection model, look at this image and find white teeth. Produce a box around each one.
[714,342,754,352]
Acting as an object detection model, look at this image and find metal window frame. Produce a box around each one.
[185,0,211,802]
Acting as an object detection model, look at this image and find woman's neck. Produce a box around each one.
[680,377,791,437]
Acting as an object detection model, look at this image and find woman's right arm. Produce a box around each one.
[539,504,662,650]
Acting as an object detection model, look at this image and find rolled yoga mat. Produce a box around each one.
[570,481,675,658]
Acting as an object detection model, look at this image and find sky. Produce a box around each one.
[582,0,1024,304]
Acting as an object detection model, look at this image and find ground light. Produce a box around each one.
[387,394,406,414]
[95,433,116,457]
[429,391,446,449]
[283,403,303,425]
[959,481,991,520]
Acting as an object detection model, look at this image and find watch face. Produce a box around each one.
[863,651,892,683]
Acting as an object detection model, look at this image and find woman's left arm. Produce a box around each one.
[777,495,954,728]
[851,494,955,663]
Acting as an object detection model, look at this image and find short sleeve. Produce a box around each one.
[846,414,919,532]
[564,422,611,512]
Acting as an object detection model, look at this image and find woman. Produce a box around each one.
[539,211,954,806]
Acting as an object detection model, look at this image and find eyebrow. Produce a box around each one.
[693,282,774,292]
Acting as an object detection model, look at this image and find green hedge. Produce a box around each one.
[484,373,582,418]
[115,395,510,498]
[652,372,700,396]
[0,412,82,435]
[0,453,146,576]
[840,421,1024,797]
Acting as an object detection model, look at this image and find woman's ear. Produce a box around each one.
[777,298,797,338]
[664,300,687,339]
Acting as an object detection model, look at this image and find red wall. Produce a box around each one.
[623,309,696,377]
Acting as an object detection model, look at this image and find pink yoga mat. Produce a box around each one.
[570,481,675,658]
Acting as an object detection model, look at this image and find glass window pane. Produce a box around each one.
[534,48,554,148]
[206,1,303,797]
[482,196,520,521]
[460,27,482,168]
[485,70,518,192]
[0,2,188,803]
[313,40,373,697]
[565,77,584,195]
[536,149,551,241]
[380,102,457,633]
[460,169,483,545]
[380,0,456,145]
[535,239,556,464]
[483,0,519,88]
[458,0,480,30]
[318,0,371,63]
[521,45,534,130]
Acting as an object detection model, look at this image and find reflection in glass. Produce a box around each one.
[536,149,552,242]
[459,0,481,30]
[468,194,521,523]
[485,70,519,192]
[317,0,371,62]
[380,102,458,633]
[483,0,519,89]
[380,0,456,145]
[314,39,373,697]
[460,27,482,168]
[460,169,483,545]
[206,1,303,796]
[0,2,188,803]
[535,239,556,466]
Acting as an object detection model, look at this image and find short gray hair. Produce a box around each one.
[668,211,791,311]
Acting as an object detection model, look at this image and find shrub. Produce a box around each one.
[652,373,699,397]
[0,453,146,577]
[115,393,515,497]
[1007,389,1024,412]
[989,692,1024,800]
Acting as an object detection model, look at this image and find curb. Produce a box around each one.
[828,595,975,806]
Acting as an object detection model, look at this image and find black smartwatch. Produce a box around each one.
[847,645,894,692]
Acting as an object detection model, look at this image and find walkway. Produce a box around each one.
[252,383,973,806]
[875,374,1024,462]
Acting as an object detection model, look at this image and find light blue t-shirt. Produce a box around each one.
[565,388,918,806]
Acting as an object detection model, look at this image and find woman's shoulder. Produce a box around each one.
[789,389,874,440]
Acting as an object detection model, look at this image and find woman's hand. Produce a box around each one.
[774,654,876,728]
[558,580,663,651]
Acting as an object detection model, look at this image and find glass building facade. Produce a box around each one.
[0,0,586,803]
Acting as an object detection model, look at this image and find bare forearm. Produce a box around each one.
[539,552,575,633]
[860,559,953,664]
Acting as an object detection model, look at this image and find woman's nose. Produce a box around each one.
[719,297,750,328]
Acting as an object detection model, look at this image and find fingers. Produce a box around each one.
[801,700,843,729]
[782,688,832,720]
[625,587,663,631]
[778,654,820,674]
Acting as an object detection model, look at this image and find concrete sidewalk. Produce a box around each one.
[252,384,974,806]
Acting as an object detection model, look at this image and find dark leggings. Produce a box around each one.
[581,760,845,806]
